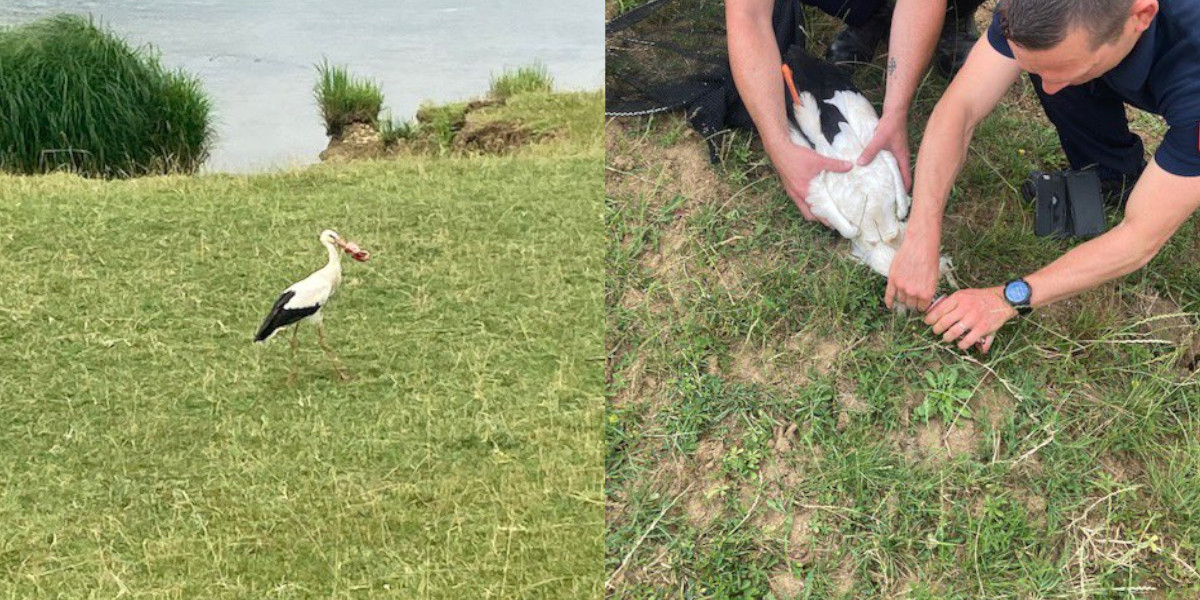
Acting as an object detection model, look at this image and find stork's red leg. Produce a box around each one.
[288,324,300,385]
[317,322,349,381]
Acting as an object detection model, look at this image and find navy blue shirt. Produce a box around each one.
[987,2,1200,177]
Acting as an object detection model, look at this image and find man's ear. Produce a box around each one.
[1129,0,1158,33]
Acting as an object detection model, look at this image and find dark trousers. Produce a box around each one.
[1029,74,1146,181]
[805,0,985,28]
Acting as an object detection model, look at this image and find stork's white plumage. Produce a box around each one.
[782,47,952,281]
[255,229,369,381]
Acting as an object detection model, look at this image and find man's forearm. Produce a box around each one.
[905,39,1019,245]
[907,101,976,240]
[881,0,944,118]
[1022,223,1157,307]
[726,1,790,153]
[1022,163,1200,307]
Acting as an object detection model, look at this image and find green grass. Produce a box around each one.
[413,100,473,150]
[377,112,419,145]
[0,142,603,595]
[490,63,554,101]
[314,60,384,136]
[0,14,212,177]
[402,90,602,156]
[605,6,1200,598]
[606,0,644,20]
[475,90,605,147]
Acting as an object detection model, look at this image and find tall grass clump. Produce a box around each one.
[314,60,383,137]
[0,14,212,177]
[489,63,554,100]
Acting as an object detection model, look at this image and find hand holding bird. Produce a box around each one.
[781,47,953,287]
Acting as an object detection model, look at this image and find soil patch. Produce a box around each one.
[773,422,799,454]
[650,450,726,529]
[1012,486,1048,527]
[645,220,691,284]
[611,355,659,409]
[619,287,646,311]
[787,331,842,376]
[319,122,384,162]
[672,438,729,528]
[726,332,845,391]
[978,384,1015,430]
[605,119,730,211]
[452,119,535,153]
[1099,451,1145,484]
[832,557,857,596]
[770,567,806,598]
[1137,293,1197,370]
[1138,293,1192,346]
[321,96,540,161]
[912,420,978,463]
[835,381,869,430]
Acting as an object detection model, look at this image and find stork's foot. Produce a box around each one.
[330,361,351,381]
[325,355,351,381]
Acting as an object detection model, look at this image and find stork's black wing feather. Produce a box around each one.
[782,45,859,145]
[254,291,321,342]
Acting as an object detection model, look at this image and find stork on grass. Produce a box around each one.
[781,46,954,284]
[255,229,370,382]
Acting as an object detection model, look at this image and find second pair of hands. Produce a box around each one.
[768,112,1015,354]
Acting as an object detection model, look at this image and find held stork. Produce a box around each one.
[781,46,953,282]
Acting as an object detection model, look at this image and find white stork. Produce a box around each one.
[781,46,953,282]
[255,229,370,381]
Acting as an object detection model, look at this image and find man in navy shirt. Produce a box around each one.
[887,0,1199,353]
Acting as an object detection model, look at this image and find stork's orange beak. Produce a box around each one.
[781,64,801,106]
[335,237,371,262]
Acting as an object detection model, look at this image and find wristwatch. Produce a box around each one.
[1003,278,1033,316]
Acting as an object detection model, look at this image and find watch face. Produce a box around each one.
[1005,280,1031,304]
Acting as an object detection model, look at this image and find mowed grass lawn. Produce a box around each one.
[606,7,1200,599]
[0,140,602,596]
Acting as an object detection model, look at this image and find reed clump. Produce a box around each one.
[314,60,384,137]
[0,14,213,177]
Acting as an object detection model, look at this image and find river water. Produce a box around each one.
[0,0,603,172]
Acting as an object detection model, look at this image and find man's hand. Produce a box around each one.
[924,287,1016,353]
[766,139,853,226]
[886,233,941,311]
[858,111,912,191]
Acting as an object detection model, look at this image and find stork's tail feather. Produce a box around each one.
[851,237,956,288]
[254,290,313,344]
[850,239,897,279]
[254,326,275,343]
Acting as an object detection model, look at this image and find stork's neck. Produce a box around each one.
[322,240,343,273]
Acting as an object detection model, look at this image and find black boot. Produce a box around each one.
[934,6,980,78]
[1100,166,1144,208]
[825,3,893,68]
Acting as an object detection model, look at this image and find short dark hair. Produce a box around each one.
[997,0,1135,50]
